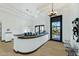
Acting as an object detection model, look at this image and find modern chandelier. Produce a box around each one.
[48,3,57,17]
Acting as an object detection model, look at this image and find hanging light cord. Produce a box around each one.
[52,3,54,12]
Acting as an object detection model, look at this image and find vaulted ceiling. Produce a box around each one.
[0,3,67,18]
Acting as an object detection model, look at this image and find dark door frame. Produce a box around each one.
[50,15,62,42]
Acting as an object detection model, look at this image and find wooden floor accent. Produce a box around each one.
[0,40,67,56]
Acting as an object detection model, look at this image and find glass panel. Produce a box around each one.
[35,27,39,33]
[52,21,60,40]
[40,26,44,33]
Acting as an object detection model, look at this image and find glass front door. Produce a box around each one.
[50,15,62,42]
[52,21,60,40]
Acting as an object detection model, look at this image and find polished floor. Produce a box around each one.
[0,40,67,56]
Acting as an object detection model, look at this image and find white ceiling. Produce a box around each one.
[1,3,49,13]
[0,3,68,12]
[7,3,45,11]
[0,3,68,17]
[0,3,50,17]
[54,3,68,10]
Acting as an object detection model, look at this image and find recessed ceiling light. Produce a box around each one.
[26,9,29,11]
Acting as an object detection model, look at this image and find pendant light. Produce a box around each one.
[48,3,57,17]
